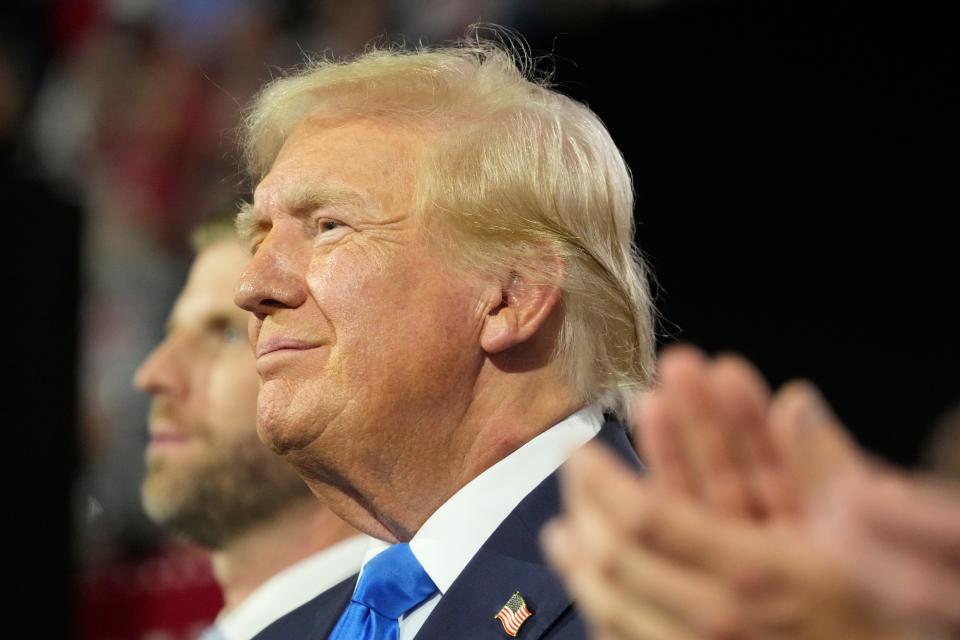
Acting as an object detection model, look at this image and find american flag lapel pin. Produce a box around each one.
[495,591,533,637]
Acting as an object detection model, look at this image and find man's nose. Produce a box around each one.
[134,338,187,398]
[234,229,308,318]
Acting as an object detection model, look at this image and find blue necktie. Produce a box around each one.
[328,543,438,640]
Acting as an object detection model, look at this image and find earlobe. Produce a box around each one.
[480,303,519,354]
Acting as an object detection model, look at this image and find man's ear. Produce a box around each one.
[480,259,564,355]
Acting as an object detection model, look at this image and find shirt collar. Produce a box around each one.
[217,534,369,640]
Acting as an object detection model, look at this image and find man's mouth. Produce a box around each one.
[256,337,322,359]
[149,433,191,446]
[147,420,195,450]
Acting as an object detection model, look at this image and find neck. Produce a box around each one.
[211,498,357,614]
[449,372,581,490]
[299,365,579,543]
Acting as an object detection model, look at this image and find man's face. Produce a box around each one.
[235,117,487,484]
[136,240,310,548]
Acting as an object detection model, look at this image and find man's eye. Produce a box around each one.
[207,317,244,344]
[318,218,342,232]
[222,325,243,344]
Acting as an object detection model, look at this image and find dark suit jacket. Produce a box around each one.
[254,417,642,639]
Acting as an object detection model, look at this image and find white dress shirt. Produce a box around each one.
[360,404,604,640]
[214,534,368,640]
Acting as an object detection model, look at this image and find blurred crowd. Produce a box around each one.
[4,3,629,637]
[7,0,560,566]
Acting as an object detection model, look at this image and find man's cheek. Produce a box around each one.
[308,266,410,335]
[306,253,372,307]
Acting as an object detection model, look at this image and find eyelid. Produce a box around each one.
[221,325,244,343]
[313,212,351,233]
[206,317,244,342]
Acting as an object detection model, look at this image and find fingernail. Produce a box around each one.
[800,384,833,424]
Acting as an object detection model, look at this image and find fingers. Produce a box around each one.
[543,519,735,640]
[563,444,783,583]
[852,472,960,561]
[633,392,698,497]
[607,533,747,639]
[659,347,747,512]
[768,381,960,632]
[550,447,754,640]
[839,472,960,630]
[632,344,785,520]
[568,345,960,638]
[551,443,916,640]
[821,495,960,632]
[710,354,794,519]
[768,381,862,507]
[561,444,653,535]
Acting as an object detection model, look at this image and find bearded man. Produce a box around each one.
[136,212,362,639]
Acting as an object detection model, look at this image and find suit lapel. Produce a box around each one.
[251,573,355,639]
[309,576,355,638]
[414,418,641,640]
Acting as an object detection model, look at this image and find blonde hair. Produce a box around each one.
[242,32,655,414]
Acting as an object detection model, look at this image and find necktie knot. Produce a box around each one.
[329,543,437,640]
[353,543,437,619]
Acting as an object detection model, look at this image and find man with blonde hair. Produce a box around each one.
[235,35,653,639]
[136,209,363,639]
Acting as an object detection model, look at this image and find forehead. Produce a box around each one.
[173,241,249,321]
[253,116,423,217]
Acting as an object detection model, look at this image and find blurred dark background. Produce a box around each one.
[3,0,956,636]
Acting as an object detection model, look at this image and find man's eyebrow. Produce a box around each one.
[283,183,367,212]
[235,200,264,248]
[235,185,370,248]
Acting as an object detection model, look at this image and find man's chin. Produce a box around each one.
[255,391,328,455]
[255,416,309,456]
[140,474,188,525]
[141,450,208,512]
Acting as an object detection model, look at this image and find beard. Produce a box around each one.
[141,427,314,549]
